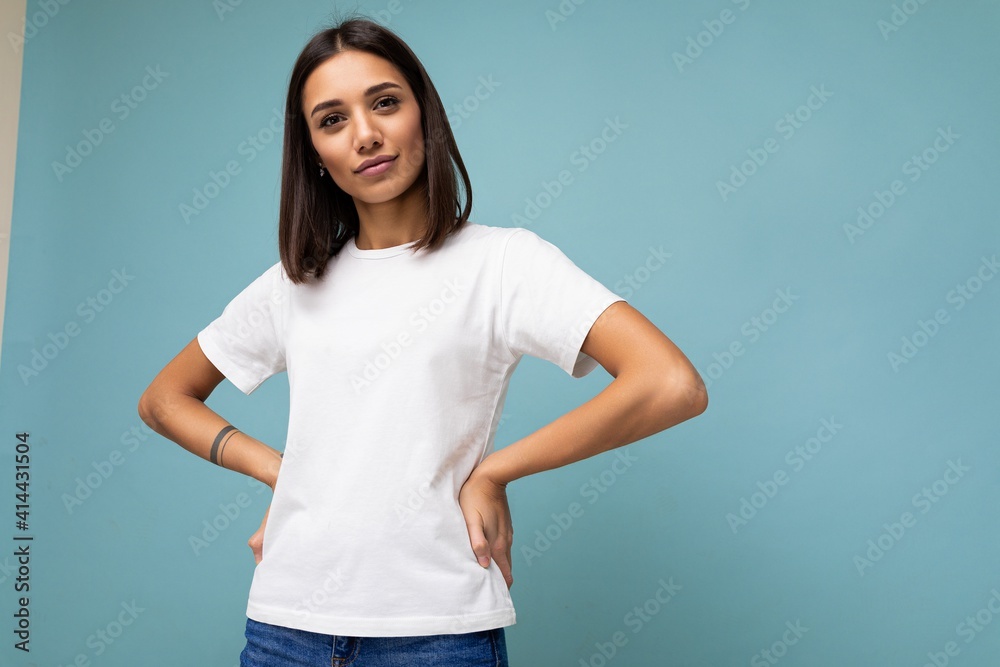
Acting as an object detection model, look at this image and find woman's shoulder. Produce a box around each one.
[455,221,534,248]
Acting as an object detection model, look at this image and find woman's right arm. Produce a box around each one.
[136,336,282,490]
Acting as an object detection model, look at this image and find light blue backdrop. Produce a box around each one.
[1,0,998,665]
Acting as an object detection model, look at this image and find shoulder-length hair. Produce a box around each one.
[279,15,472,284]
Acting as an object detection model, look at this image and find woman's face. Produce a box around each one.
[301,50,425,206]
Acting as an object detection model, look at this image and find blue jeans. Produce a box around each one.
[239,616,510,666]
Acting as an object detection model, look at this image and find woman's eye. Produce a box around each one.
[319,97,399,128]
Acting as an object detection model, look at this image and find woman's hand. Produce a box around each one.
[248,504,270,565]
[458,464,514,589]
[248,452,281,564]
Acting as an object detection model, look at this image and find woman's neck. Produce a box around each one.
[353,183,429,250]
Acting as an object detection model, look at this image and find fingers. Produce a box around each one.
[494,548,514,589]
[464,510,492,568]
[458,475,513,576]
[248,506,270,565]
[248,528,263,564]
[494,518,514,589]
[248,533,262,565]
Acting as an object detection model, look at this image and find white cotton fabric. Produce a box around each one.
[196,222,626,636]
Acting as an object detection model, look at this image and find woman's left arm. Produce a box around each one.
[459,301,708,587]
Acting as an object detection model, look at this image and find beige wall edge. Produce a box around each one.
[0,0,27,372]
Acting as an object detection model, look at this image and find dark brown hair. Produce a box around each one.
[279,13,472,284]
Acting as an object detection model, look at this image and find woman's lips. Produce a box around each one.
[356,156,396,176]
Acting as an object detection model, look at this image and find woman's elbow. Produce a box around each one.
[137,388,160,430]
[654,367,709,423]
[685,378,709,417]
[137,382,175,432]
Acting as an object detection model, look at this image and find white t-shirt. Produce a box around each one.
[196,221,626,637]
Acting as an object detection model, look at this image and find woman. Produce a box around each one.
[138,15,708,666]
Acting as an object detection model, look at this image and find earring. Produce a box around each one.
[318,164,326,177]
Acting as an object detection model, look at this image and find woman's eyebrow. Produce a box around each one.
[310,81,404,118]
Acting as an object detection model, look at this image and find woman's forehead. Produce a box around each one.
[302,51,407,108]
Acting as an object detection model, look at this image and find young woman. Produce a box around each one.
[138,15,707,667]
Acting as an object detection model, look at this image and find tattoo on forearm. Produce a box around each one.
[219,428,240,468]
[210,425,239,467]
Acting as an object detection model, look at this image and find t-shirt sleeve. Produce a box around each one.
[499,228,626,378]
[196,261,288,395]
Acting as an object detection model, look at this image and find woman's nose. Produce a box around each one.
[353,113,382,149]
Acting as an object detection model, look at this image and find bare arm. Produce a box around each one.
[137,336,283,490]
[458,300,707,580]
[476,300,708,486]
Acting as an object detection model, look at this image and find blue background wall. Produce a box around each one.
[1,1,998,665]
